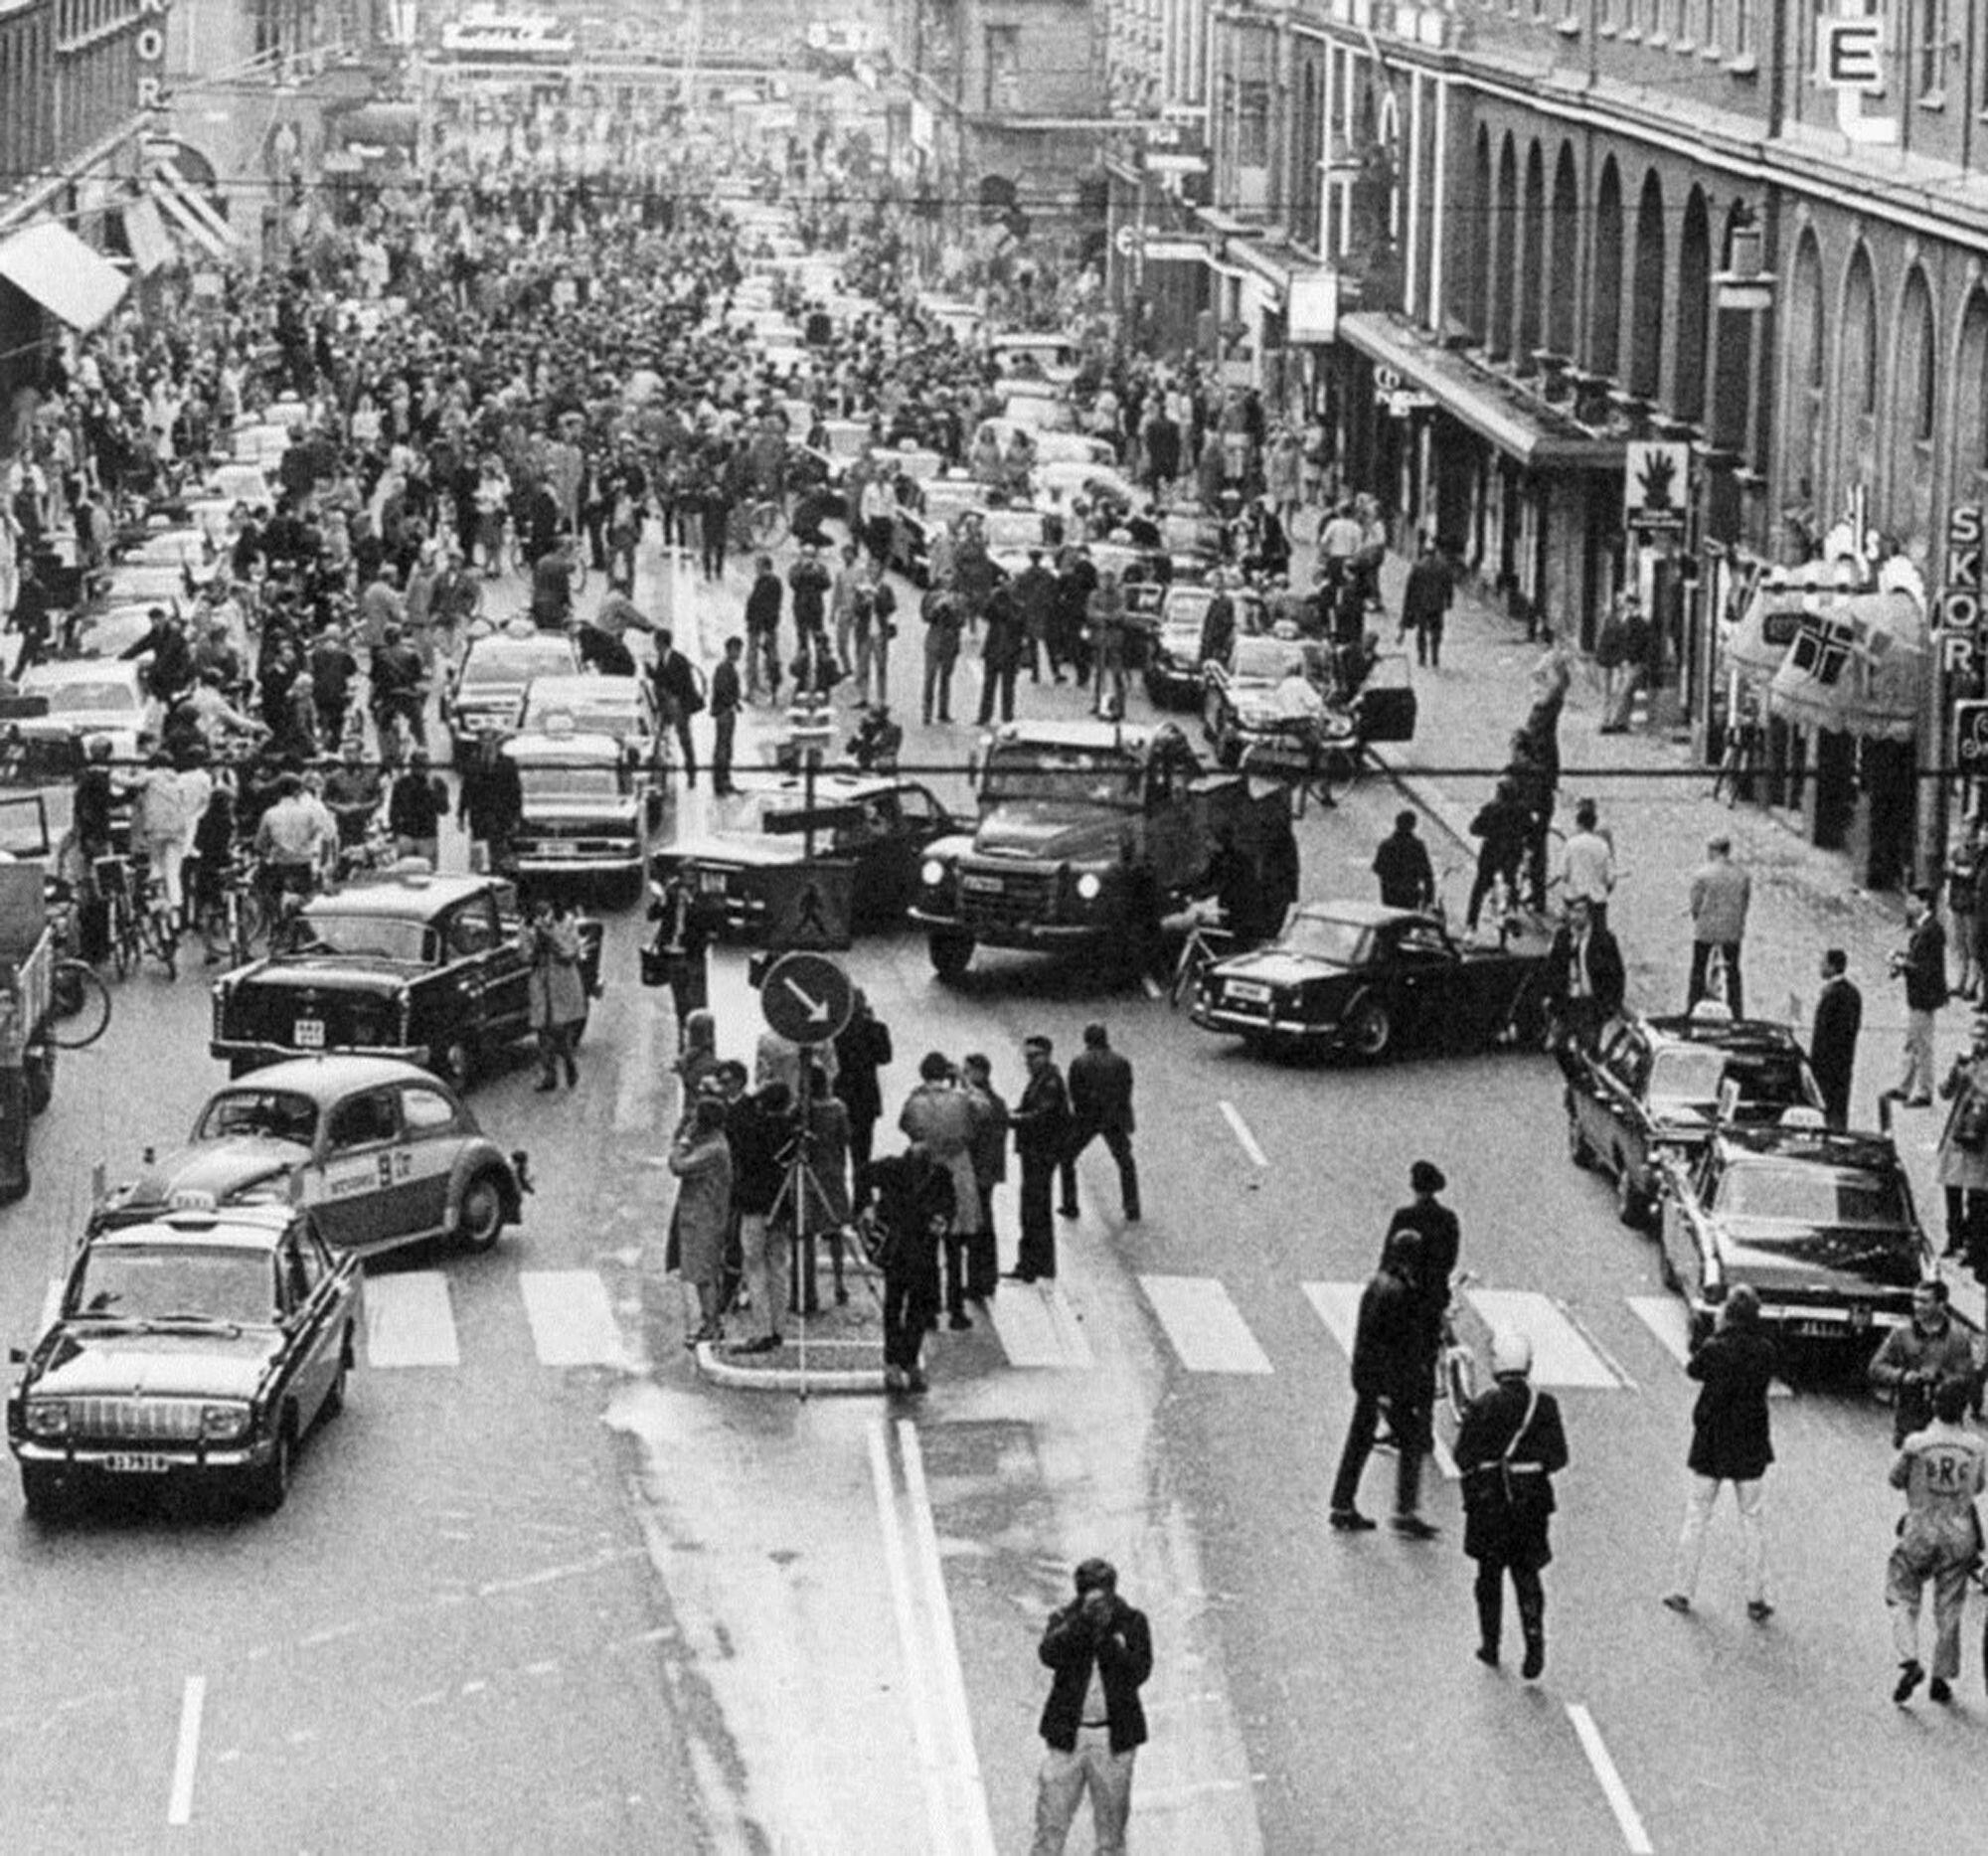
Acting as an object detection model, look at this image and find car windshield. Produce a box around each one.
[982,511,1045,551]
[70,1245,276,1326]
[1232,637,1306,682]
[1718,1161,1909,1228]
[980,746,1143,808]
[301,914,436,962]
[520,765,626,801]
[1650,1046,1813,1111]
[464,642,574,687]
[195,1089,319,1145]
[1276,914,1373,965]
[527,700,635,737]
[37,680,138,715]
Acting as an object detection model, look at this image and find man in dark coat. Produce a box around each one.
[650,628,703,786]
[1810,946,1863,1129]
[1544,897,1627,1060]
[975,580,1027,725]
[1329,1228,1437,1537]
[832,987,894,1210]
[1008,1034,1070,1282]
[1031,1557,1153,1856]
[1372,809,1435,912]
[1456,1330,1570,1677]
[1061,1022,1139,1223]
[743,553,784,702]
[869,1145,949,1393]
[1663,1283,1775,1620]
[1398,534,1453,668]
[456,734,523,872]
[709,637,743,795]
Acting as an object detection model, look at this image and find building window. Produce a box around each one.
[1917,0,1945,100]
[984,26,1020,112]
[1732,0,1750,57]
[1238,80,1269,167]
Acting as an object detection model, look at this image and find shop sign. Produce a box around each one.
[1936,503,1987,678]
[136,0,168,111]
[1624,441,1690,533]
[1954,699,1988,766]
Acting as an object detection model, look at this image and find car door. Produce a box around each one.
[397,1082,466,1238]
[308,1086,416,1254]
[1585,1028,1647,1173]
[1384,921,1458,1050]
[276,1220,337,1419]
[1659,1148,1717,1306]
[442,892,528,1048]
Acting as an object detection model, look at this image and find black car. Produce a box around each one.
[1143,586,1264,709]
[1192,902,1551,1060]
[1655,1117,1934,1354]
[1565,1013,1824,1228]
[210,872,603,1085]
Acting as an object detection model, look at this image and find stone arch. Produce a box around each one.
[1783,227,1827,511]
[1886,264,1937,558]
[1627,169,1665,400]
[1589,157,1623,378]
[1672,187,1711,424]
[1489,131,1518,359]
[1466,124,1493,338]
[1516,139,1545,362]
[1547,142,1579,357]
[1950,286,1988,507]
[1839,242,1879,491]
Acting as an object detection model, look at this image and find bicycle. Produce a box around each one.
[1167,905,1236,1009]
[1437,1273,1482,1430]
[197,854,269,970]
[125,855,179,980]
[48,959,111,1048]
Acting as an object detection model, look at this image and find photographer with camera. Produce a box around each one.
[1868,1280,1981,1448]
[847,703,903,772]
[1885,886,1949,1111]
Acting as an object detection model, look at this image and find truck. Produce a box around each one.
[0,838,59,1202]
[909,719,1289,980]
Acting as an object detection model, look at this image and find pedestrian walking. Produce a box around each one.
[1009,1034,1071,1282]
[921,582,964,724]
[1372,809,1435,913]
[1868,1280,1981,1446]
[457,733,523,874]
[1456,1330,1569,1678]
[1029,1558,1152,1856]
[1934,1018,1988,1276]
[869,1145,949,1393]
[1558,798,1616,931]
[899,1052,984,1328]
[744,554,783,704]
[1061,1023,1140,1224]
[1948,823,1984,999]
[976,580,1026,725]
[1886,886,1948,1108]
[670,1095,734,1346]
[1464,777,1531,937]
[709,637,743,795]
[832,987,893,1210]
[387,749,447,866]
[1687,834,1750,1018]
[651,628,704,787]
[1809,947,1863,1129]
[1662,1284,1775,1620]
[960,1052,1009,1303]
[1544,897,1626,1060]
[1885,1377,1985,1706]
[521,897,586,1091]
[1398,534,1452,668]
[728,1079,792,1354]
[1328,1228,1438,1538]
[644,868,719,1046]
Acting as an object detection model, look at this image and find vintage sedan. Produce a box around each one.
[520,674,660,756]
[1201,632,1350,772]
[1655,1117,1934,1354]
[651,773,956,939]
[444,625,582,768]
[16,660,150,763]
[503,727,652,895]
[210,870,603,1084]
[1566,1013,1824,1228]
[8,1203,361,1515]
[1143,585,1265,709]
[90,1054,529,1257]
[1192,903,1551,1060]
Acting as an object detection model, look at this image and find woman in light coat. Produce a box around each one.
[521,899,587,1091]
[670,1096,735,1345]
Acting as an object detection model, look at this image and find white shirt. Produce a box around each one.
[1561,829,1616,905]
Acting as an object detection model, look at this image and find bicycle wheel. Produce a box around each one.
[110,901,136,981]
[1167,936,1202,1011]
[568,553,589,600]
[144,908,178,980]
[48,959,111,1048]
[750,500,789,549]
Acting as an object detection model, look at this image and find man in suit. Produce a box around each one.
[650,627,702,788]
[1545,897,1626,1062]
[1007,1035,1070,1281]
[1061,1023,1140,1224]
[1687,835,1751,1018]
[1811,946,1864,1129]
[709,638,743,795]
[1887,887,1948,1108]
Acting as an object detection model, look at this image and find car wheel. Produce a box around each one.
[20,1464,67,1520]
[928,933,974,981]
[429,1037,478,1089]
[1567,1101,1595,1170]
[247,1415,295,1515]
[1614,1160,1650,1230]
[322,1326,355,1420]
[1345,994,1393,1061]
[453,1169,508,1254]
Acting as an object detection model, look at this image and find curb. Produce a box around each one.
[693,1339,890,1395]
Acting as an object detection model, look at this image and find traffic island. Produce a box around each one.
[693,1256,897,1394]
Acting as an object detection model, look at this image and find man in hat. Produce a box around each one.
[1007,1034,1070,1282]
[1456,1330,1570,1678]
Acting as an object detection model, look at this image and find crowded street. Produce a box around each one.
[0,30,1983,1855]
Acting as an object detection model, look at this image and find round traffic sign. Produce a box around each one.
[760,950,855,1047]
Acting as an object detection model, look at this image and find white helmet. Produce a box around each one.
[1490,1329,1534,1378]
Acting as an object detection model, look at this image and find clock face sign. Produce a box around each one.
[759,951,854,1047]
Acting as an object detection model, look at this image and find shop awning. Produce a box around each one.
[0,221,128,332]
[1338,311,1623,470]
[1766,579,1927,743]
[120,196,174,276]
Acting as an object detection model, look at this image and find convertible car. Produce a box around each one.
[1191,903,1551,1060]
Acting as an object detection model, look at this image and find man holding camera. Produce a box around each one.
[1868,1280,1980,1448]
[1886,886,1948,1109]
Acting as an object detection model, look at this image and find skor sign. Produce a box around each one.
[136,0,169,110]
[1938,504,1988,677]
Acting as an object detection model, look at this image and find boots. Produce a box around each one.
[1519,1592,1546,1680]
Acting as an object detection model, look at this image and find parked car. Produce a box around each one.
[8,1201,362,1515]
[1201,631,1345,772]
[1143,585,1264,708]
[210,870,603,1084]
[1192,902,1552,1061]
[1565,1013,1825,1228]
[16,660,150,762]
[1654,1115,1934,1354]
[502,727,653,895]
[444,626,581,767]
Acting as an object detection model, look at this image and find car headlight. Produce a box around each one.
[1075,872,1102,902]
[920,858,945,887]
[200,1403,251,1440]
[24,1399,70,1438]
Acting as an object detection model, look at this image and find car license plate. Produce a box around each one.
[961,875,1003,894]
[696,871,729,896]
[104,1453,172,1474]
[1226,982,1271,1004]
[294,1017,326,1049]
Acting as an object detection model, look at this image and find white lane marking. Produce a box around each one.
[1464,1289,1623,1389]
[518,1269,627,1367]
[166,1674,206,1826]
[1301,1281,1360,1357]
[37,1276,63,1345]
[898,1422,999,1856]
[1218,1100,1268,1168]
[988,1281,1095,1368]
[362,1271,460,1368]
[1139,1275,1273,1374]
[867,1425,953,1855]
[1626,1296,1793,1398]
[1567,1703,1655,1854]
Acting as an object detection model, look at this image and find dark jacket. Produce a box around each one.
[1036,1593,1153,1755]
[1903,915,1949,1014]
[1067,1045,1134,1133]
[1455,1375,1570,1570]
[1809,974,1863,1099]
[1401,556,1453,628]
[1686,1324,1776,1481]
[1349,1262,1427,1402]
[832,1012,894,1123]
[1545,920,1627,1022]
[388,770,447,839]
[1372,829,1434,911]
[728,1090,791,1217]
[1013,1063,1071,1160]
[745,571,783,635]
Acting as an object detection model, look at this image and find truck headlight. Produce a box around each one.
[200,1403,251,1441]
[921,858,945,887]
[24,1400,70,1438]
[1075,872,1102,901]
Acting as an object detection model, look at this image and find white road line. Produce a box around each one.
[866,1425,953,1856]
[1301,1281,1360,1357]
[1139,1275,1273,1374]
[1625,1296,1793,1397]
[898,1422,999,1856]
[987,1281,1095,1368]
[518,1269,627,1367]
[1567,1703,1655,1854]
[362,1271,460,1368]
[166,1674,206,1827]
[1218,1100,1268,1168]
[1464,1288,1623,1389]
